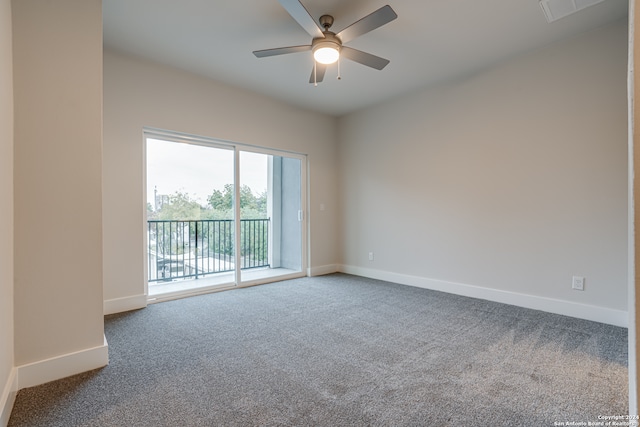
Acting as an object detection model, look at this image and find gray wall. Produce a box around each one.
[0,0,14,418]
[103,51,340,308]
[12,0,104,365]
[338,21,628,319]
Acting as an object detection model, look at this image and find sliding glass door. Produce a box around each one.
[145,131,306,300]
[238,150,304,285]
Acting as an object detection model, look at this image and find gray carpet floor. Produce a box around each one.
[8,274,628,426]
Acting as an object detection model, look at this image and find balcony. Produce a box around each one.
[148,219,270,283]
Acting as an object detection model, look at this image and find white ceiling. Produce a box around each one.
[103,0,629,117]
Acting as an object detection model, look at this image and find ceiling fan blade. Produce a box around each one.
[341,46,390,70]
[309,63,327,84]
[336,5,397,44]
[278,0,324,38]
[253,45,311,58]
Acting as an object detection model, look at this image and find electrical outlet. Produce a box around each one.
[368,252,374,261]
[572,276,585,291]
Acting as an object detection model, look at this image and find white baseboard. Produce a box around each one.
[308,264,339,277]
[103,294,147,315]
[17,335,109,390]
[339,265,628,328]
[0,368,17,427]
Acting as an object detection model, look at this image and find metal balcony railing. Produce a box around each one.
[148,219,270,282]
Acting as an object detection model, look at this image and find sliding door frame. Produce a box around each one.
[143,127,308,301]
[236,145,308,288]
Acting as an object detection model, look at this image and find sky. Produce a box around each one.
[147,138,268,207]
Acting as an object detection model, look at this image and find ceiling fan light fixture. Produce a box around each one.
[313,41,340,64]
[252,2,398,83]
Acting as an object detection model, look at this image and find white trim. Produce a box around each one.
[143,130,149,298]
[148,272,308,305]
[234,148,242,286]
[339,265,628,328]
[628,0,638,416]
[149,283,238,305]
[103,294,147,315]
[308,264,339,277]
[143,127,307,157]
[239,271,306,289]
[17,336,109,390]
[0,368,17,427]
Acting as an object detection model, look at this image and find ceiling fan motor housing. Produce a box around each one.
[312,32,342,53]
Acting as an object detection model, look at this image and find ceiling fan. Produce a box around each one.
[253,0,397,84]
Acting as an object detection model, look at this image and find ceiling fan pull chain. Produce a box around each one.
[337,56,342,81]
[314,61,318,86]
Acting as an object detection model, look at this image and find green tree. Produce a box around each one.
[147,202,156,220]
[206,184,267,219]
[156,191,203,220]
[240,185,258,211]
[207,184,233,212]
[255,190,267,214]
